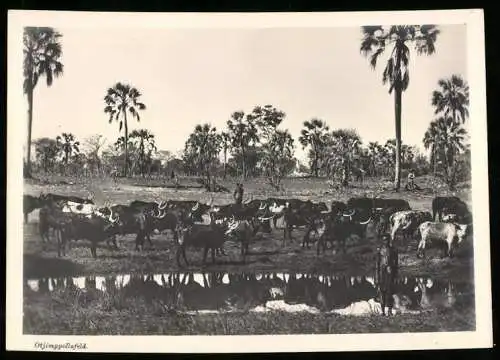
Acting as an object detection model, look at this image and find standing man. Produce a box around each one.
[376,234,399,315]
[233,182,244,205]
[406,170,415,190]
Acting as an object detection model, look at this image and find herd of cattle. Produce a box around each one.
[23,191,473,264]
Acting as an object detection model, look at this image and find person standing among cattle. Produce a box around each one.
[375,234,399,316]
[234,183,244,206]
[406,170,415,190]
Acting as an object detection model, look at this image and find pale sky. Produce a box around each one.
[24,25,466,162]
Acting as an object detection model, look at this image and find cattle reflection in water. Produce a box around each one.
[25,272,474,315]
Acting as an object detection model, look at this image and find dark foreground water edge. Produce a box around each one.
[23,271,475,335]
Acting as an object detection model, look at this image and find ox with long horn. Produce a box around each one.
[109,208,119,223]
[342,209,356,220]
[358,216,372,225]
[321,201,331,214]
[155,199,168,210]
[258,214,275,222]
[153,208,167,219]
[243,194,253,205]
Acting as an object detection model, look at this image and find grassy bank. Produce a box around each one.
[23,289,475,335]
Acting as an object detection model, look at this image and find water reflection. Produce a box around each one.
[25,272,474,315]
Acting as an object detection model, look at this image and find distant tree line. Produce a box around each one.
[23,25,470,190]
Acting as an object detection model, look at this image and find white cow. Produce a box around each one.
[417,221,468,258]
[61,201,108,219]
[389,210,432,244]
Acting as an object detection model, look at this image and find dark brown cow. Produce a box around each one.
[23,194,44,224]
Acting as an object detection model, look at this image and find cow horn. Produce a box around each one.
[259,215,274,221]
[343,209,356,217]
[109,208,118,223]
[157,209,166,219]
[158,200,167,210]
[192,202,199,211]
[359,217,372,225]
[259,202,267,210]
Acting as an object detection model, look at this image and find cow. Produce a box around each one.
[61,201,99,215]
[38,204,68,244]
[417,221,468,258]
[258,198,288,229]
[283,200,325,246]
[224,218,255,262]
[432,196,469,222]
[149,206,191,243]
[40,205,119,257]
[389,210,433,244]
[375,234,399,316]
[209,203,237,224]
[38,201,111,244]
[58,210,120,257]
[327,201,348,218]
[301,218,327,250]
[98,204,156,251]
[175,223,228,267]
[128,199,178,245]
[167,199,211,223]
[23,194,46,224]
[316,215,370,255]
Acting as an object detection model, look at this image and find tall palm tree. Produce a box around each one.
[431,74,470,124]
[220,131,231,179]
[129,129,157,177]
[23,27,64,177]
[423,120,441,175]
[227,111,258,179]
[326,129,361,187]
[298,118,330,177]
[423,117,467,188]
[104,82,146,177]
[360,25,440,191]
[56,132,80,165]
[184,124,222,188]
[34,137,59,173]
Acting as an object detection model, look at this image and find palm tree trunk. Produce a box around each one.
[394,88,402,191]
[314,150,319,177]
[242,146,246,179]
[124,111,129,177]
[223,147,227,180]
[431,144,437,176]
[26,87,34,178]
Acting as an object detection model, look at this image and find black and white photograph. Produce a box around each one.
[6,9,492,352]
